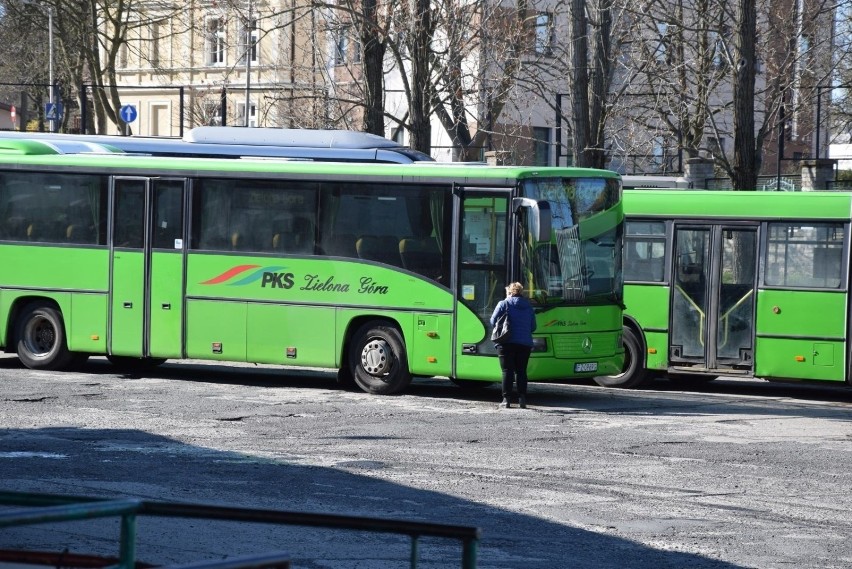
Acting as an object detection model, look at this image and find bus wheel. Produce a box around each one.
[450,378,495,390]
[15,302,74,370]
[107,356,167,371]
[348,321,412,395]
[594,327,650,388]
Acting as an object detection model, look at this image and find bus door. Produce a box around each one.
[110,177,186,358]
[670,224,758,374]
[453,188,510,380]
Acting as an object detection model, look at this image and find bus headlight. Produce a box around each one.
[532,337,548,352]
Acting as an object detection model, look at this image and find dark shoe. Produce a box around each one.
[518,395,527,409]
[499,398,510,409]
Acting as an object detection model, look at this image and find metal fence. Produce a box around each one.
[0,490,480,569]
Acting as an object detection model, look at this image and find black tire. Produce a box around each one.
[107,355,167,371]
[15,302,74,370]
[594,326,650,388]
[450,378,495,390]
[347,321,412,395]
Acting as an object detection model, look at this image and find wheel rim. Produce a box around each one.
[360,338,392,376]
[23,315,56,357]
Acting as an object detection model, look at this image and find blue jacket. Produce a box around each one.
[490,295,536,347]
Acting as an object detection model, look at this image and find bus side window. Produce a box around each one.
[624,221,666,283]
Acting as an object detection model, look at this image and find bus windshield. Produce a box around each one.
[521,177,623,305]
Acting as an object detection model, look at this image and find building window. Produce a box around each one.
[533,127,550,166]
[353,38,362,64]
[237,102,257,127]
[238,18,258,65]
[207,17,226,65]
[335,27,349,65]
[534,13,554,55]
[656,22,670,64]
[149,20,165,67]
[118,42,128,68]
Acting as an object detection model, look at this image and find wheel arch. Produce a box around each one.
[622,315,648,370]
[5,295,65,348]
[339,314,408,369]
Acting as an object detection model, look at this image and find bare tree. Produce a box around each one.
[616,0,847,187]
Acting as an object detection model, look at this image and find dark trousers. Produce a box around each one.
[497,343,532,398]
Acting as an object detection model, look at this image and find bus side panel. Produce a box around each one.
[149,253,184,358]
[0,245,108,291]
[755,289,847,381]
[454,307,500,381]
[185,300,247,361]
[624,284,671,371]
[247,303,335,366]
[0,245,108,350]
[68,293,107,354]
[110,250,145,357]
[408,313,453,377]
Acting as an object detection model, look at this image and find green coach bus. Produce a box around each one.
[605,188,851,388]
[0,142,623,394]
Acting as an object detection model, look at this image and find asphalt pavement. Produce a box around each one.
[1,355,851,568]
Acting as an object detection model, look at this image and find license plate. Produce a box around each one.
[574,362,598,373]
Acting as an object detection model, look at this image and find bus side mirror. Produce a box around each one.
[513,198,552,243]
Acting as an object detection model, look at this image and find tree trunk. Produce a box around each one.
[360,0,385,136]
[570,0,590,167]
[732,0,758,190]
[408,0,432,153]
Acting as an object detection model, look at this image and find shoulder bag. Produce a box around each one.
[491,308,511,343]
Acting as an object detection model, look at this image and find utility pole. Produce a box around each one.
[244,0,252,127]
[48,4,55,132]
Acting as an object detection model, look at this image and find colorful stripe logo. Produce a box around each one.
[201,265,286,286]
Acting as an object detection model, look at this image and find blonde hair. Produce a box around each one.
[506,282,524,296]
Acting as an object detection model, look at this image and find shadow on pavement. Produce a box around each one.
[0,426,742,569]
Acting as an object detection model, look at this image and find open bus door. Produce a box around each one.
[453,188,510,380]
[109,177,186,360]
[669,224,758,376]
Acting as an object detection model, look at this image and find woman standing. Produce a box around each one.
[490,282,536,408]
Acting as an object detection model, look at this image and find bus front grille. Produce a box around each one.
[551,332,618,359]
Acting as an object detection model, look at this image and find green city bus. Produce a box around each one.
[0,141,624,394]
[605,188,851,388]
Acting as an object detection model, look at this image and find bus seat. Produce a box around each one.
[322,233,357,258]
[66,224,93,243]
[4,216,27,240]
[272,217,314,254]
[357,235,401,266]
[399,237,441,279]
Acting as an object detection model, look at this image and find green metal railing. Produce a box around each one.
[0,491,480,569]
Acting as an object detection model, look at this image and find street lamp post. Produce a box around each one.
[244,0,252,127]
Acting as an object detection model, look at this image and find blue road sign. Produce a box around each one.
[120,104,138,123]
[45,102,63,121]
